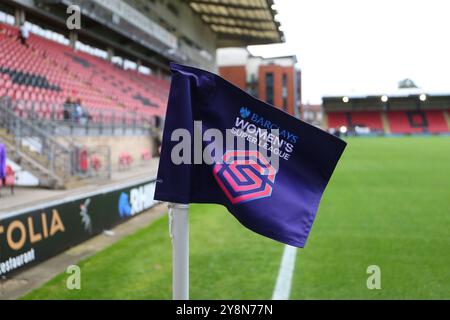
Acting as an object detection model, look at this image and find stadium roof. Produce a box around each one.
[186,0,285,47]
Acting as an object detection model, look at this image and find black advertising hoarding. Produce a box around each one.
[0,178,158,276]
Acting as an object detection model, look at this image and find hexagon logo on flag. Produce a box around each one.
[213,150,277,204]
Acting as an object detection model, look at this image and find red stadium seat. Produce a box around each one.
[118,152,133,170]
[0,21,169,124]
[327,111,383,132]
[388,111,427,134]
[141,149,152,162]
[425,110,449,133]
[91,155,102,172]
[0,165,15,196]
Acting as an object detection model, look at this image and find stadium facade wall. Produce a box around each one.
[132,0,217,70]
[258,64,296,116]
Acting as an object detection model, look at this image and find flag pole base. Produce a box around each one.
[169,203,189,300]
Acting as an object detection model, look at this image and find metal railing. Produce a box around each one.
[0,97,113,187]
[12,99,160,137]
[0,97,72,186]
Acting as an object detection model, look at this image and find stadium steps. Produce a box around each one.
[0,103,89,189]
[0,129,63,173]
[0,132,64,188]
[381,112,391,134]
[0,129,85,189]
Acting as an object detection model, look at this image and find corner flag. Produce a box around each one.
[155,63,346,248]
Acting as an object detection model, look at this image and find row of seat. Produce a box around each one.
[30,34,169,114]
[0,22,170,124]
[327,110,450,134]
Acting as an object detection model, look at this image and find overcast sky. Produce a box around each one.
[248,0,450,104]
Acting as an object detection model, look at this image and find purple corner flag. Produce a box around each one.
[154,63,346,248]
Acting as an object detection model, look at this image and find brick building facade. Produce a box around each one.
[218,48,301,118]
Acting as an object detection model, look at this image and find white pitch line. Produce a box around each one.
[272,245,298,300]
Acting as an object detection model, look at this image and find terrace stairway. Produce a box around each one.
[0,99,83,189]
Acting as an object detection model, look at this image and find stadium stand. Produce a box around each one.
[323,94,450,135]
[387,111,426,134]
[0,22,169,125]
[0,0,284,191]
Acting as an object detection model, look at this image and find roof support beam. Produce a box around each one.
[211,24,277,33]
[206,20,276,31]
[200,13,275,22]
[217,31,276,40]
[187,0,268,10]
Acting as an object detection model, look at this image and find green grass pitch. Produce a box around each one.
[24,136,450,299]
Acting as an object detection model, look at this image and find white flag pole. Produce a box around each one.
[168,203,190,300]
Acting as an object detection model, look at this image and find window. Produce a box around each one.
[265,72,274,105]
[248,74,257,97]
[281,73,287,97]
[282,73,288,111]
[282,97,288,112]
